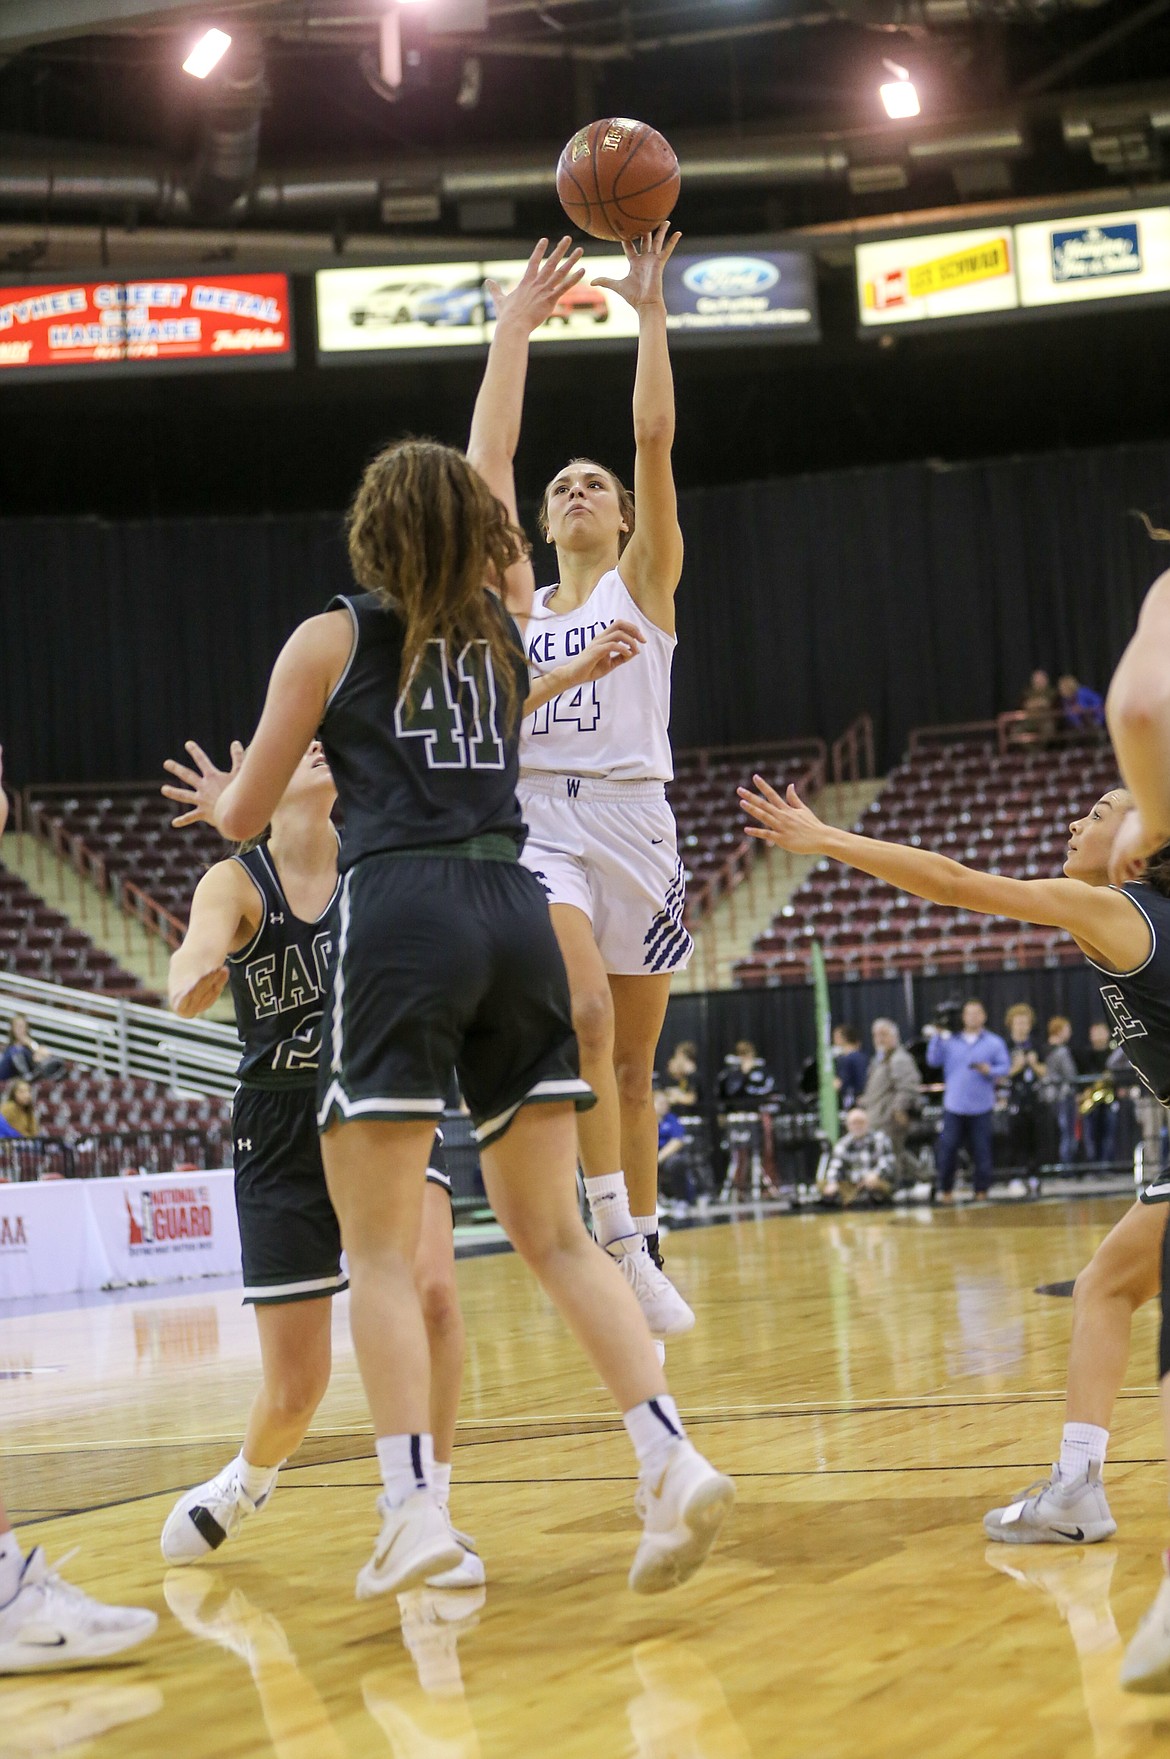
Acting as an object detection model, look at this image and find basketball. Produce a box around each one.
[556,117,680,242]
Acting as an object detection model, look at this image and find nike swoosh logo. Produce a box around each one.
[1053,1526,1086,1541]
[651,837,664,845]
[23,1635,68,1648]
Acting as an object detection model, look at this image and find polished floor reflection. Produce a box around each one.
[4,1198,1170,1757]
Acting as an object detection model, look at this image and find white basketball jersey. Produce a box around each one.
[519,567,676,782]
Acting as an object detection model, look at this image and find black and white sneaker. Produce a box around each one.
[161,1461,275,1564]
[1140,1176,1170,1205]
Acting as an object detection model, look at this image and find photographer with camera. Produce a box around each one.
[924,999,1010,1203]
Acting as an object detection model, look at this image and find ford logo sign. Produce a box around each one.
[681,256,779,297]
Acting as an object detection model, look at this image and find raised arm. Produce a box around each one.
[1108,570,1170,880]
[168,860,258,1018]
[0,745,7,837]
[594,225,684,633]
[739,777,1152,972]
[469,238,584,619]
[212,615,351,843]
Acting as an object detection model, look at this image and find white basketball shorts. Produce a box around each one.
[518,773,693,976]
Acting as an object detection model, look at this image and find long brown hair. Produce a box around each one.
[347,438,528,721]
[538,458,635,557]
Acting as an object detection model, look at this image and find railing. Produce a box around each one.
[123,880,187,953]
[673,736,828,776]
[907,719,1000,755]
[908,713,1111,759]
[830,715,875,787]
[0,972,239,1096]
[0,1125,233,1184]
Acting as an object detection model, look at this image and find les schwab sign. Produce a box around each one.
[0,274,293,372]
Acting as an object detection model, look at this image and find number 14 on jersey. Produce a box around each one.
[530,682,601,736]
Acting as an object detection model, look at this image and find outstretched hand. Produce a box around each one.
[162,740,244,831]
[486,237,585,335]
[1109,805,1164,886]
[738,776,830,855]
[592,223,681,310]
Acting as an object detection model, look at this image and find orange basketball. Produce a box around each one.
[556,118,680,243]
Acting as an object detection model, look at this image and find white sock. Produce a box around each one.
[583,1172,638,1250]
[633,1214,658,1240]
[623,1395,686,1479]
[0,1532,23,1607]
[375,1433,434,1508]
[236,1454,280,1504]
[1057,1422,1109,1483]
[432,1461,452,1508]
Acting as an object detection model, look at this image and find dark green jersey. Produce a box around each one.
[226,841,340,1090]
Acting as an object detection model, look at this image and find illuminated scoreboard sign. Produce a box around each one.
[0,274,294,374]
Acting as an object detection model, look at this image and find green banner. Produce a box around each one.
[811,940,840,1144]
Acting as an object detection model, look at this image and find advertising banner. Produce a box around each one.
[87,1168,240,1288]
[0,1169,241,1300]
[663,249,818,336]
[0,274,293,373]
[0,1178,103,1300]
[317,247,818,355]
[857,229,1018,326]
[1016,207,1170,306]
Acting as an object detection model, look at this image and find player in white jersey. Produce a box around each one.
[518,224,694,1335]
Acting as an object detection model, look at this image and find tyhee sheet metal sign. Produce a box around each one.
[856,229,1017,326]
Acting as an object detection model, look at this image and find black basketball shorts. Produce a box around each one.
[233,1084,346,1306]
[316,850,594,1149]
[234,1086,449,1304]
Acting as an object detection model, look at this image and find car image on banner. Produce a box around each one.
[485,254,635,345]
[316,262,494,352]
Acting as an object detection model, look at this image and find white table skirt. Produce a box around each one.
[0,1168,240,1299]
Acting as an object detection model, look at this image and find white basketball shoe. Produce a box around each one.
[0,1551,157,1673]
[356,1493,463,1601]
[161,1459,275,1564]
[983,1461,1116,1545]
[629,1442,734,1595]
[607,1238,695,1339]
[426,1507,485,1590]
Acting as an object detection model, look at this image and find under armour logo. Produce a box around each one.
[237,1138,253,1151]
[269,912,285,926]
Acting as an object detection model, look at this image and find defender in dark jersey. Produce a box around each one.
[188,239,735,1604]
[737,771,1170,1552]
[158,742,482,1588]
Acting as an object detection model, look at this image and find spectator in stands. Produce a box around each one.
[1020,669,1059,744]
[0,1014,66,1085]
[717,1041,775,1110]
[1058,673,1106,734]
[820,1107,895,1207]
[1042,1016,1080,1167]
[1,1078,38,1138]
[655,1089,697,1213]
[663,1040,702,1110]
[832,1023,869,1111]
[1005,1002,1046,1181]
[1081,1020,1120,1165]
[925,1000,1011,1202]
[859,1019,921,1166]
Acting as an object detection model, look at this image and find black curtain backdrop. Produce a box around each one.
[1,436,1165,789]
[662,965,1105,1104]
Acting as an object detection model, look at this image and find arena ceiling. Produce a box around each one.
[3,0,1170,254]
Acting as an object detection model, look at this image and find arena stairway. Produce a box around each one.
[678,778,885,993]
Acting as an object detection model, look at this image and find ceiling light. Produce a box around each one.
[880,77,919,120]
[183,28,231,77]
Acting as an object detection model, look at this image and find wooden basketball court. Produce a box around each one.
[4,1197,1169,1758]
